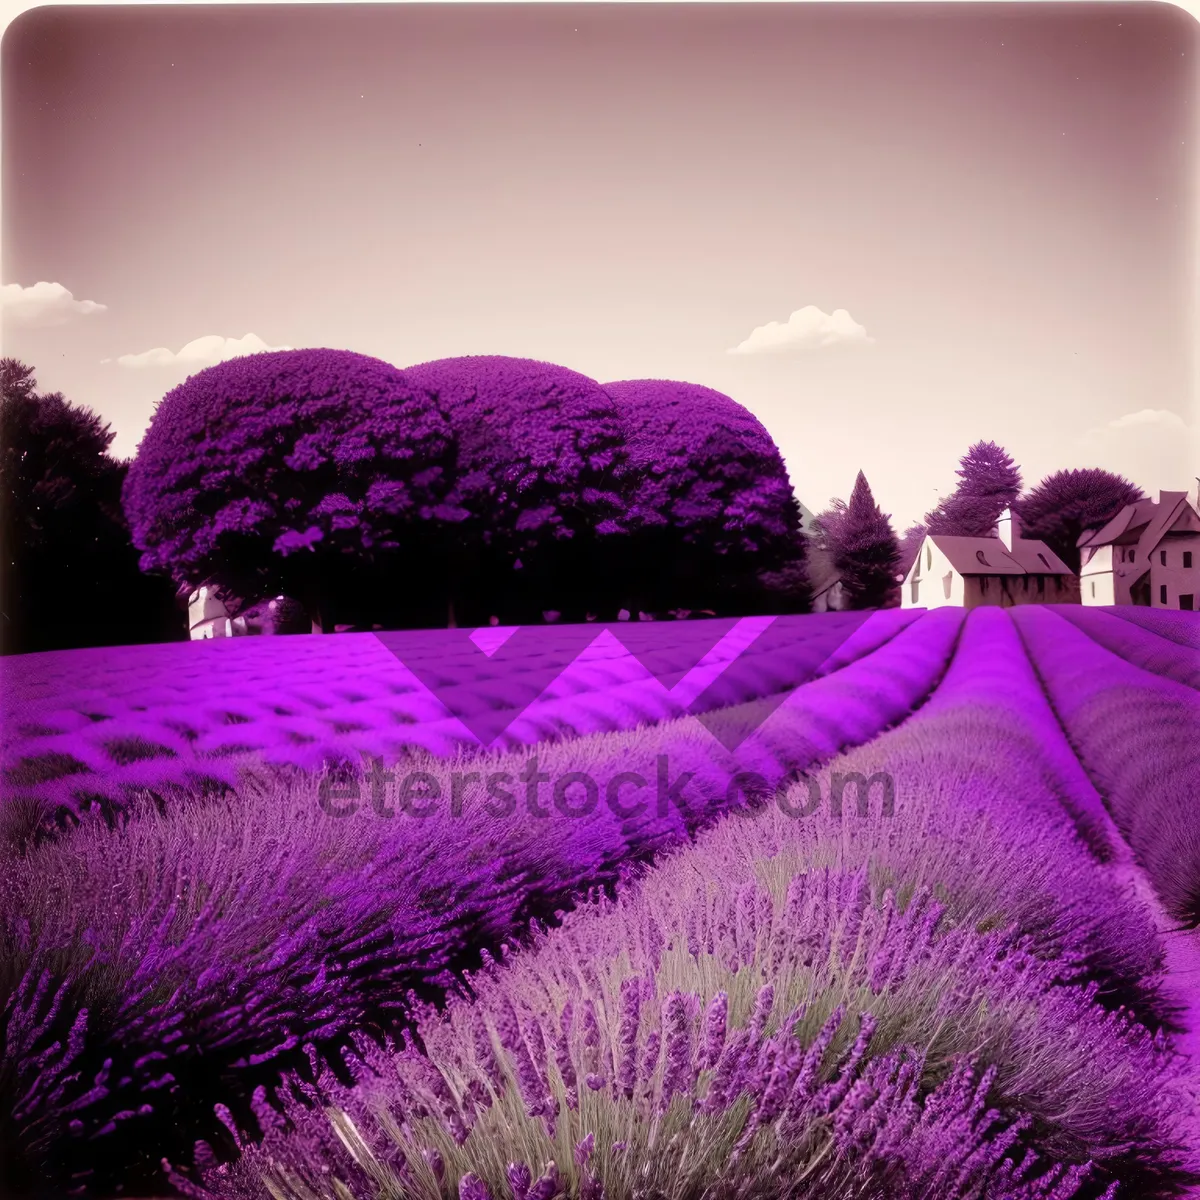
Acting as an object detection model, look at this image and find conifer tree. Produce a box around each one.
[925,441,1022,536]
[826,471,901,609]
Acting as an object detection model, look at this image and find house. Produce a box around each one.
[185,583,248,639]
[1077,490,1200,609]
[901,508,1079,609]
[807,544,847,613]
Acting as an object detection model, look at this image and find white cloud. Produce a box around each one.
[2,281,107,328]
[113,332,292,370]
[728,305,873,355]
[1076,408,1200,499]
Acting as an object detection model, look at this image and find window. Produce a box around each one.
[1161,550,1168,566]
[1182,595,1195,611]
[1129,550,1135,563]
[942,572,953,600]
[911,579,920,604]
[975,550,990,566]
[1186,552,1194,569]
[1161,584,1168,605]
[1036,553,1050,569]
[1037,576,1045,594]
[1091,581,1096,598]
[926,546,932,571]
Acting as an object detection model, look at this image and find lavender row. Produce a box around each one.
[1108,605,1200,651]
[1012,606,1200,927]
[1,612,887,829]
[0,610,963,1194]
[1049,605,1200,691]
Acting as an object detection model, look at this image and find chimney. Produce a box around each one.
[998,507,1018,551]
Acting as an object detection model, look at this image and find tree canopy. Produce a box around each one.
[603,378,804,613]
[1,359,178,653]
[817,471,900,609]
[122,349,459,629]
[1017,468,1145,572]
[401,355,629,622]
[924,441,1022,537]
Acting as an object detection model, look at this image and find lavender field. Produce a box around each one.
[2,607,1200,1200]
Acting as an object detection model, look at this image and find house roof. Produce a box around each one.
[1078,492,1192,551]
[1138,493,1197,552]
[926,535,1073,576]
[806,544,842,596]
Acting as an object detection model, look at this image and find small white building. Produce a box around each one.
[186,584,247,639]
[1078,490,1200,609]
[902,509,1078,609]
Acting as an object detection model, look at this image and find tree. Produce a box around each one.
[403,356,629,623]
[1,359,179,653]
[820,471,901,609]
[925,441,1022,536]
[811,497,847,550]
[603,378,805,614]
[897,522,927,580]
[123,349,460,631]
[1017,468,1145,573]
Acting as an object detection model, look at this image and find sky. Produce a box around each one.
[2,2,1197,531]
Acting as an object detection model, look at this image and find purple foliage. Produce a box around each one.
[208,850,1190,1198]
[897,522,927,579]
[0,612,906,830]
[1017,469,1146,573]
[602,378,797,553]
[925,441,1022,537]
[1108,606,1200,652]
[601,378,806,614]
[1051,605,1200,691]
[121,349,458,624]
[400,356,628,618]
[0,613,964,1192]
[813,471,900,609]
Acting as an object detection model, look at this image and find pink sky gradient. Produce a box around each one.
[2,3,1197,529]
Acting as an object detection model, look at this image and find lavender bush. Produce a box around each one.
[121,349,460,630]
[176,608,1197,1198]
[202,849,1188,1198]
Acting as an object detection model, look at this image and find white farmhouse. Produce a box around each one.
[1078,490,1200,609]
[901,508,1078,609]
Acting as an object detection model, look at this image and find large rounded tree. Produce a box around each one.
[402,355,628,623]
[123,349,460,630]
[603,378,804,614]
[1017,468,1145,573]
